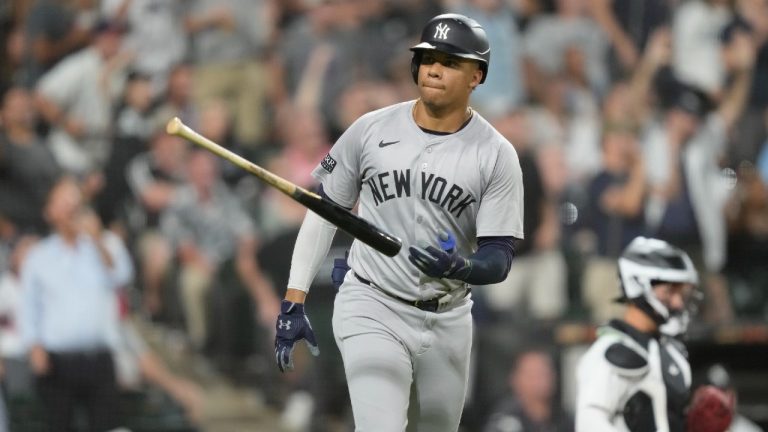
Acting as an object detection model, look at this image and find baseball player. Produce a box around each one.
[576,236,734,432]
[274,13,524,432]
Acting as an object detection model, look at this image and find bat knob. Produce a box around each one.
[166,117,182,135]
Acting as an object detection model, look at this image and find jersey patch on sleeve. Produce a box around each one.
[321,154,337,173]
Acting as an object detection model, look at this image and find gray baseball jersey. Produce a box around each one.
[312,100,524,300]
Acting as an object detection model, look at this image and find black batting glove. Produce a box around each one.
[275,300,319,372]
[408,231,472,280]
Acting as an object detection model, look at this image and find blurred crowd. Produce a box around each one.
[0,0,767,431]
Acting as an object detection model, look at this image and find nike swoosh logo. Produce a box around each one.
[378,140,400,148]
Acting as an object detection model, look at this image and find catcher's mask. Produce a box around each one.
[616,237,701,335]
[410,13,490,84]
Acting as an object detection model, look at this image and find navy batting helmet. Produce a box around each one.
[410,14,490,84]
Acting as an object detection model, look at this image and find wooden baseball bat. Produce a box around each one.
[166,117,402,257]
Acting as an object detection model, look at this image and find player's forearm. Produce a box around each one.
[463,237,515,285]
[285,209,338,298]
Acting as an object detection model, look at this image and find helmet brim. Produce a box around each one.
[410,42,488,64]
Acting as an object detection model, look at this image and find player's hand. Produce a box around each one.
[408,231,472,280]
[274,300,319,372]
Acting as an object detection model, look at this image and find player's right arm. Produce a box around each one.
[275,115,365,372]
[285,204,340,303]
[274,208,336,372]
[282,109,369,301]
[283,108,367,302]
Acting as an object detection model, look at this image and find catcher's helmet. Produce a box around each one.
[616,237,699,331]
[410,13,490,84]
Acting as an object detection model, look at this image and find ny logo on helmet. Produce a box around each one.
[434,23,450,40]
[278,319,291,330]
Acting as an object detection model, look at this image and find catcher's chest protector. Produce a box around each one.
[601,327,691,432]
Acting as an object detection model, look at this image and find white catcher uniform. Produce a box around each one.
[313,100,523,431]
[576,320,691,432]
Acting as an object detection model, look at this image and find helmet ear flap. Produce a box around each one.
[411,52,421,84]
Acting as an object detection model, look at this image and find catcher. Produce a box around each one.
[576,237,734,432]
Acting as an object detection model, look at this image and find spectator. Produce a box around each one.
[643,32,755,322]
[723,0,768,164]
[194,98,247,188]
[113,71,156,145]
[0,218,13,276]
[333,80,402,136]
[760,117,768,180]
[20,176,134,431]
[459,0,526,118]
[582,118,647,323]
[484,349,574,432]
[18,0,95,88]
[151,62,200,134]
[160,150,279,349]
[482,111,568,321]
[125,130,188,318]
[276,8,404,138]
[525,73,601,190]
[734,0,768,111]
[261,105,332,235]
[0,236,38,428]
[1,23,24,91]
[272,1,372,126]
[34,18,129,177]
[576,34,669,321]
[524,0,610,97]
[97,71,156,228]
[603,27,673,132]
[588,0,671,78]
[270,105,331,188]
[724,161,768,319]
[183,0,276,146]
[101,0,188,95]
[0,86,61,235]
[672,0,733,96]
[112,294,205,424]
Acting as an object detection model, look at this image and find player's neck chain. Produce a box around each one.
[413,99,473,134]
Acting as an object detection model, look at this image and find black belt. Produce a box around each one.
[353,273,468,313]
